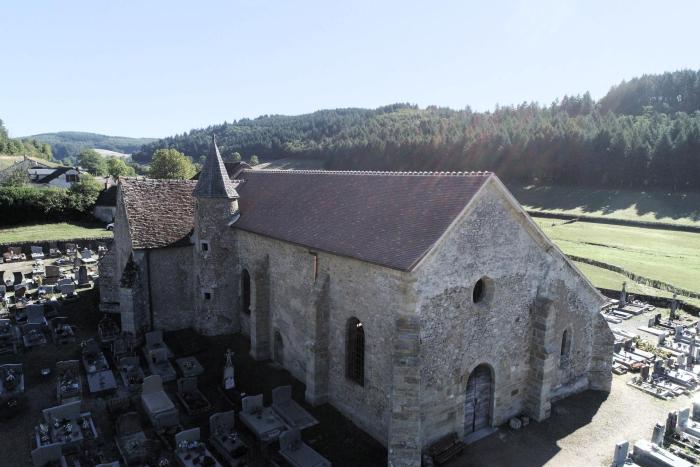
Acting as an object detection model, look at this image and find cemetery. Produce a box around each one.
[0,246,378,466]
[604,282,700,403]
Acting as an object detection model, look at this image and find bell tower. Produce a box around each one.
[192,135,240,335]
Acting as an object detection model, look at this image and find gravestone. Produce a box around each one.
[77,266,90,287]
[59,284,76,296]
[57,278,73,287]
[665,411,678,440]
[677,354,687,368]
[689,340,696,363]
[612,441,628,467]
[640,364,650,381]
[651,423,665,445]
[678,408,690,431]
[675,325,684,339]
[44,265,60,285]
[45,265,60,277]
[692,401,700,422]
[653,360,665,376]
[223,349,235,389]
[13,272,23,286]
[620,282,627,307]
[670,294,678,321]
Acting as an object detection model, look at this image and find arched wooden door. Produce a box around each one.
[464,365,493,435]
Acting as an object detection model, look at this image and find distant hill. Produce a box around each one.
[28,131,156,160]
[599,69,700,115]
[132,68,700,193]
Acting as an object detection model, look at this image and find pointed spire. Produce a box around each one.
[194,134,238,198]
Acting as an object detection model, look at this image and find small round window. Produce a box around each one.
[473,279,486,303]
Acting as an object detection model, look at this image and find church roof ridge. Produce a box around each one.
[243,169,492,177]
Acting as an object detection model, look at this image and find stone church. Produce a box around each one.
[100,138,613,466]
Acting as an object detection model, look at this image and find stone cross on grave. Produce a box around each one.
[670,293,678,321]
[620,282,627,307]
[223,348,235,390]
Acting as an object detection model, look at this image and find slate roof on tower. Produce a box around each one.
[193,136,239,198]
[234,170,492,271]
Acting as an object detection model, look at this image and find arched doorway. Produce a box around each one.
[464,364,493,436]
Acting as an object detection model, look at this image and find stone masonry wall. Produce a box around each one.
[413,179,612,448]
[233,230,411,446]
[150,246,195,331]
[192,198,241,336]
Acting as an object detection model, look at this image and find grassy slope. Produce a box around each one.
[513,185,700,227]
[534,216,700,296]
[0,154,62,170]
[0,222,112,244]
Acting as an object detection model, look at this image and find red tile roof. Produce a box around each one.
[235,170,491,271]
[120,178,197,249]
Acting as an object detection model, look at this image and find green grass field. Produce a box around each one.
[534,216,700,299]
[572,261,700,307]
[0,154,61,170]
[513,185,700,227]
[0,222,112,244]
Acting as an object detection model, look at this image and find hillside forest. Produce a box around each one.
[0,119,52,160]
[133,69,700,192]
[27,132,156,162]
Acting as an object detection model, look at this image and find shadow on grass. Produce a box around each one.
[513,185,700,222]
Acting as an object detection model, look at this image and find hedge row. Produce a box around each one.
[0,185,97,225]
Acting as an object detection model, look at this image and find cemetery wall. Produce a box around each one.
[413,180,612,447]
[0,237,112,256]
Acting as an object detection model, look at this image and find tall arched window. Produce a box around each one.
[560,329,571,367]
[241,269,251,314]
[346,317,365,386]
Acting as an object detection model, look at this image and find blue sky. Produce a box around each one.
[2,0,699,138]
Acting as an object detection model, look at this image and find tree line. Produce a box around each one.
[0,119,52,160]
[133,69,700,191]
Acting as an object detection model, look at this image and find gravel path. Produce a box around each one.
[449,374,691,467]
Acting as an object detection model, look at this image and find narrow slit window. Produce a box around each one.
[346,317,365,386]
[310,251,318,283]
[242,269,251,314]
[560,329,571,367]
